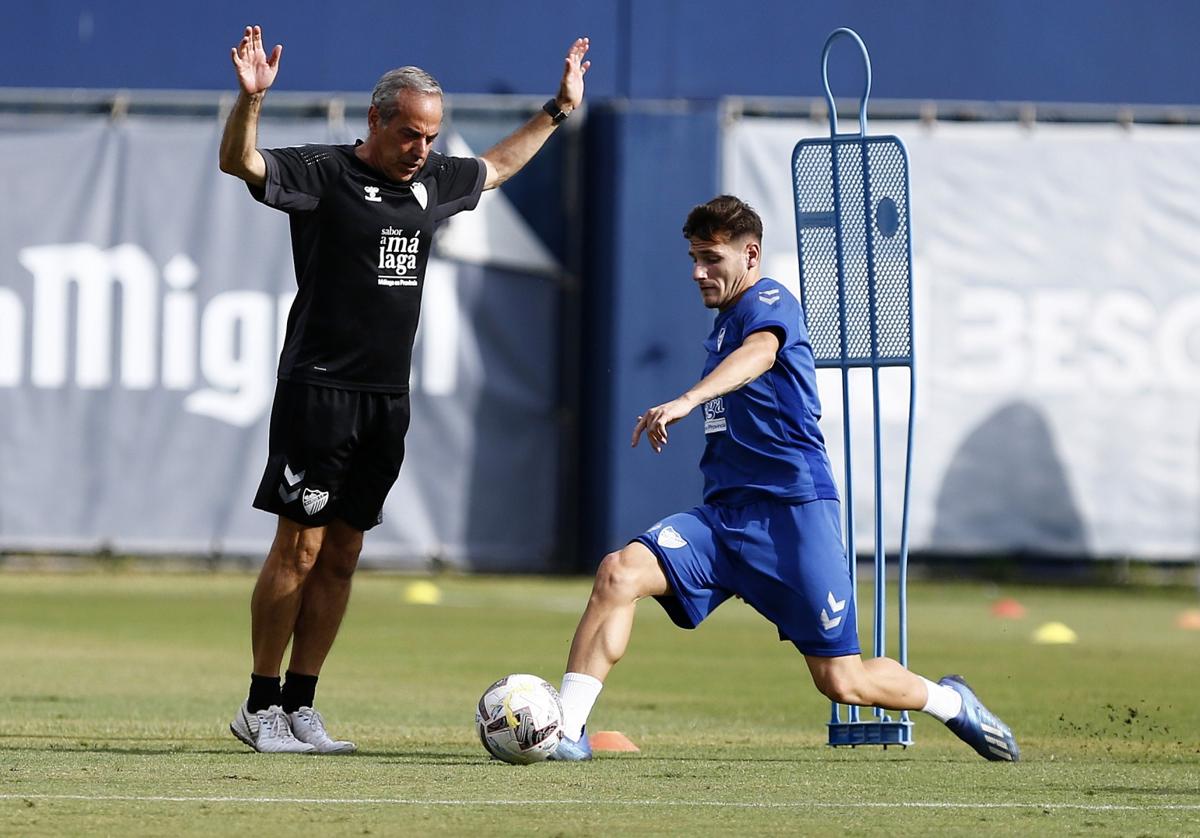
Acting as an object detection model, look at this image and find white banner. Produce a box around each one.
[725,118,1200,559]
[0,116,561,568]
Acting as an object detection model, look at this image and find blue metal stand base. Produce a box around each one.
[828,719,914,748]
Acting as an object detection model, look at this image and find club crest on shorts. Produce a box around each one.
[302,487,330,516]
[656,526,688,549]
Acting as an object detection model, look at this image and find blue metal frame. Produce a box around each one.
[792,28,917,749]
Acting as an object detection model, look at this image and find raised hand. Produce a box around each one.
[555,37,591,111]
[231,25,282,97]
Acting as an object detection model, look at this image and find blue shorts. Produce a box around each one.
[634,498,860,657]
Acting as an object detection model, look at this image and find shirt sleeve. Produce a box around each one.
[429,153,486,222]
[740,282,800,352]
[246,145,335,213]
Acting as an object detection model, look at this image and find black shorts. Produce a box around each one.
[253,380,411,531]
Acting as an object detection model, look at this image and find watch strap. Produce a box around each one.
[542,98,569,125]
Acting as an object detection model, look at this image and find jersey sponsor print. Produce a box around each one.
[250,144,485,392]
[698,278,839,506]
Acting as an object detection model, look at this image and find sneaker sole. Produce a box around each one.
[312,743,357,755]
[230,722,259,752]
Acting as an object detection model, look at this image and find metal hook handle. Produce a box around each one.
[821,27,872,137]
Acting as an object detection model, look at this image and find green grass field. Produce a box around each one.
[1,570,1198,836]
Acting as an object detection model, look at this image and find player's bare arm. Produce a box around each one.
[480,37,590,190]
[632,329,780,453]
[218,25,282,187]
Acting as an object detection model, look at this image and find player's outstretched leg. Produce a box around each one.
[938,675,1020,761]
[804,655,1019,762]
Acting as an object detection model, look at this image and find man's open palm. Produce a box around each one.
[231,25,282,96]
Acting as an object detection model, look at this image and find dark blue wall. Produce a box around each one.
[580,102,721,561]
[3,1,613,96]
[6,1,1199,105]
[7,1,617,97]
[625,0,1200,105]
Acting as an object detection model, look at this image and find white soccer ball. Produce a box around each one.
[475,673,564,764]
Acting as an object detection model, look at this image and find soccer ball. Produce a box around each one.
[475,674,564,764]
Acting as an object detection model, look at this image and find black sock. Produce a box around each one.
[281,671,319,713]
[247,674,282,713]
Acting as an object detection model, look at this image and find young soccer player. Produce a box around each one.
[552,195,1019,762]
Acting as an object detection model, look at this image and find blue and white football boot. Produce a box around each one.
[548,727,593,761]
[938,675,1020,762]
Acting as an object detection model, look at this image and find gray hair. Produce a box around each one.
[371,66,443,124]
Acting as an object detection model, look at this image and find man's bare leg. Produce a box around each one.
[556,542,671,752]
[803,654,929,711]
[287,518,364,676]
[250,517,326,676]
[231,516,326,753]
[565,542,671,679]
[804,654,1020,761]
[266,519,364,754]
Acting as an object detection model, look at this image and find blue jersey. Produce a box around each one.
[698,278,838,506]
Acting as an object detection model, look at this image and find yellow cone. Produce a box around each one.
[404,580,442,605]
[1033,621,1077,645]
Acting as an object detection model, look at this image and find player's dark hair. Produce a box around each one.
[372,66,443,124]
[682,195,764,245]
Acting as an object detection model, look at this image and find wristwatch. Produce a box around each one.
[542,98,570,125]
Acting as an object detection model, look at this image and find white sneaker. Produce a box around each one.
[230,702,316,754]
[289,706,357,754]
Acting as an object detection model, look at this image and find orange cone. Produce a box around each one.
[589,731,640,752]
[1175,609,1200,630]
[990,598,1026,619]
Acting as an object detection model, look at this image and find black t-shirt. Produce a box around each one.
[250,143,485,392]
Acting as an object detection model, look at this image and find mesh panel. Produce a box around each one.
[867,141,912,360]
[792,135,913,367]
